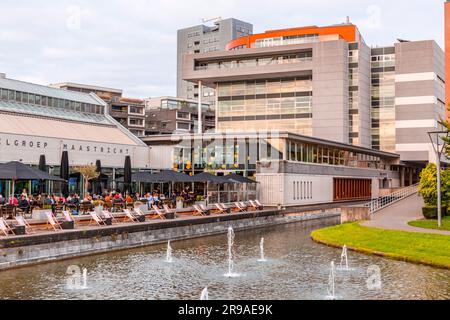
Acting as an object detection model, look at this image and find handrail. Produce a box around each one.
[364,183,419,215]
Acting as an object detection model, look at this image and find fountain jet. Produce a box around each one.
[166,240,173,263]
[224,227,239,278]
[200,287,209,300]
[339,245,349,271]
[258,238,267,262]
[326,261,336,300]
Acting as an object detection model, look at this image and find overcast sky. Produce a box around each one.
[0,0,445,98]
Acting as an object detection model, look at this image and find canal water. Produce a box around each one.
[0,218,449,300]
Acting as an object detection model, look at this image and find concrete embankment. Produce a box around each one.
[0,209,340,271]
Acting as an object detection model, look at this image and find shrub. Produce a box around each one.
[418,163,450,207]
[422,206,447,220]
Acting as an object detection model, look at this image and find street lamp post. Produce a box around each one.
[428,131,449,228]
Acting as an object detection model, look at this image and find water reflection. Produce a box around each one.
[0,219,449,300]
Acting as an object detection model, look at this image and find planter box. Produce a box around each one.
[165,212,176,220]
[13,225,26,235]
[32,209,52,221]
[61,221,75,230]
[176,201,184,210]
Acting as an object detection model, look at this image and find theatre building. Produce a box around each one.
[0,74,151,196]
[143,131,403,207]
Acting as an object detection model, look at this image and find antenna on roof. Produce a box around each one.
[346,16,351,24]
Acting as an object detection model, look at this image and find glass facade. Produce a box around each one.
[371,47,396,152]
[170,135,392,180]
[146,99,211,111]
[0,88,105,115]
[195,51,312,71]
[217,77,313,135]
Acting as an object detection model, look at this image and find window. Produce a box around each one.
[176,122,191,131]
[176,111,191,120]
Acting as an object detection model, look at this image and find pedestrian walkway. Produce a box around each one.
[363,194,450,235]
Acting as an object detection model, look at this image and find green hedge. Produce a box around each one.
[422,206,448,219]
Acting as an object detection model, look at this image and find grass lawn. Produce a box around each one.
[408,216,450,232]
[311,223,450,269]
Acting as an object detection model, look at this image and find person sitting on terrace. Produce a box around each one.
[8,194,18,206]
[113,192,123,202]
[18,195,30,213]
[104,192,112,203]
[21,188,28,199]
[83,193,93,203]
[153,193,160,207]
[125,193,133,204]
[145,192,153,210]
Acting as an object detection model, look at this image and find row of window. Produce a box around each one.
[293,181,313,201]
[286,141,388,170]
[0,88,104,115]
[195,52,313,71]
[218,78,312,97]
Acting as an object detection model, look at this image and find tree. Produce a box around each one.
[418,163,450,207]
[74,164,100,197]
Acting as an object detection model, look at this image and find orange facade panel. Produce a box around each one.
[226,24,358,50]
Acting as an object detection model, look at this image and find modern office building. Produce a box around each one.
[0,74,151,196]
[180,23,445,165]
[51,83,147,137]
[177,18,253,107]
[144,97,215,135]
[445,1,450,116]
[143,131,407,206]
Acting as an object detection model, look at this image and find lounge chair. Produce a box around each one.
[63,211,78,225]
[89,212,107,226]
[199,204,210,213]
[0,217,14,236]
[234,202,247,212]
[102,210,117,223]
[249,200,264,210]
[255,200,264,210]
[151,205,167,220]
[193,205,207,216]
[15,214,34,234]
[45,212,63,231]
[214,203,228,214]
[163,204,173,214]
[123,209,140,223]
[240,202,249,210]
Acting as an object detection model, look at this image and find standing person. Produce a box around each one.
[0,194,4,205]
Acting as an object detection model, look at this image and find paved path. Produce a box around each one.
[362,194,450,236]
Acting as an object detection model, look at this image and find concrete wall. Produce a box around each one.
[394,40,446,162]
[312,40,349,144]
[357,42,372,148]
[0,210,339,271]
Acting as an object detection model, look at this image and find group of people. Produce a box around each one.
[0,187,200,215]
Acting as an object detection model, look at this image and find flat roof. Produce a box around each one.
[142,131,400,159]
[0,77,103,105]
[50,82,123,95]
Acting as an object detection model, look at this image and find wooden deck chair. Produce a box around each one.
[0,217,14,236]
[89,212,107,226]
[45,212,63,231]
[214,203,227,214]
[251,200,264,210]
[234,202,246,212]
[255,200,264,209]
[163,204,173,214]
[102,210,117,223]
[63,211,78,226]
[240,202,249,210]
[192,205,206,216]
[15,214,34,234]
[151,205,167,220]
[123,209,139,223]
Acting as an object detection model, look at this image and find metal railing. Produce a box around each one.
[364,183,419,215]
